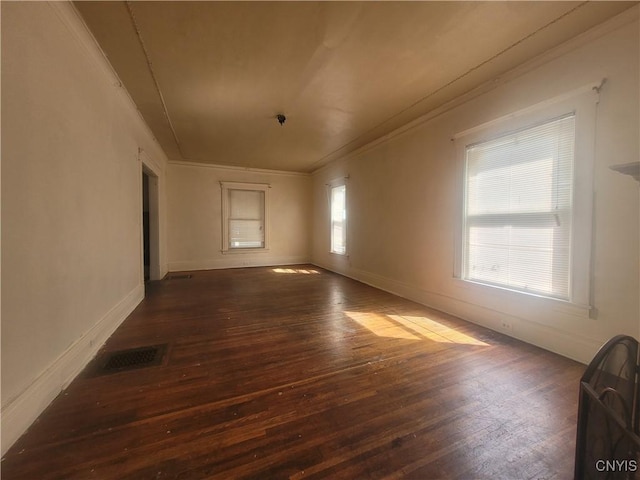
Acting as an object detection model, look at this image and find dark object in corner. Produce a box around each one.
[575,335,640,479]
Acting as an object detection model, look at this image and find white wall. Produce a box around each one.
[168,162,311,271]
[312,8,639,364]
[1,2,169,453]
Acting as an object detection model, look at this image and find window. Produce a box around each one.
[462,115,575,299]
[221,182,269,252]
[330,183,347,254]
[454,85,599,312]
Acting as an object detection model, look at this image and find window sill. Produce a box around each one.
[451,277,592,321]
[221,248,270,255]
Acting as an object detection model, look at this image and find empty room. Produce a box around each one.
[2,1,639,479]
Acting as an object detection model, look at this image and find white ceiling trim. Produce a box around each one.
[62,1,168,165]
[126,1,183,158]
[312,5,639,176]
[168,160,311,177]
[306,1,593,173]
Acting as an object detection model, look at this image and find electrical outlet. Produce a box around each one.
[500,320,513,331]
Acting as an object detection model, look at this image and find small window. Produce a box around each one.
[463,114,575,299]
[221,182,269,252]
[330,184,347,255]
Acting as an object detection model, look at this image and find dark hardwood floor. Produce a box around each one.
[1,265,585,479]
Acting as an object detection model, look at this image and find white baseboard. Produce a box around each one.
[312,260,603,364]
[1,284,145,456]
[168,256,311,272]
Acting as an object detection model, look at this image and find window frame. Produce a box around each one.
[453,84,599,310]
[220,181,270,253]
[329,179,347,256]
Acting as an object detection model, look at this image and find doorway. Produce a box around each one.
[141,158,161,283]
[142,172,151,281]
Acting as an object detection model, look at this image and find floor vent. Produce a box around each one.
[165,274,192,280]
[93,344,167,376]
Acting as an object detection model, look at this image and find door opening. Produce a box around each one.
[142,172,151,282]
[141,158,160,283]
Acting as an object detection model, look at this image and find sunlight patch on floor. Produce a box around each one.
[345,311,420,340]
[388,315,489,346]
[272,268,320,275]
[345,310,489,346]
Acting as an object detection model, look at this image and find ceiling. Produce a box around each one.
[75,1,636,173]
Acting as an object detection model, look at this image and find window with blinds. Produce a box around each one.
[331,184,346,254]
[220,182,269,252]
[463,114,575,299]
[228,189,264,249]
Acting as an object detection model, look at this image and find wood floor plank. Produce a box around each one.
[1,265,584,479]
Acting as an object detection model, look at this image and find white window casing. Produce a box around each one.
[453,83,600,314]
[328,178,348,255]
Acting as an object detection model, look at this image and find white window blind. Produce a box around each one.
[463,114,575,299]
[331,184,346,254]
[221,182,269,252]
[228,189,265,249]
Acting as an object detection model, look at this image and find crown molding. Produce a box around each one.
[311,5,639,175]
[168,160,310,177]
